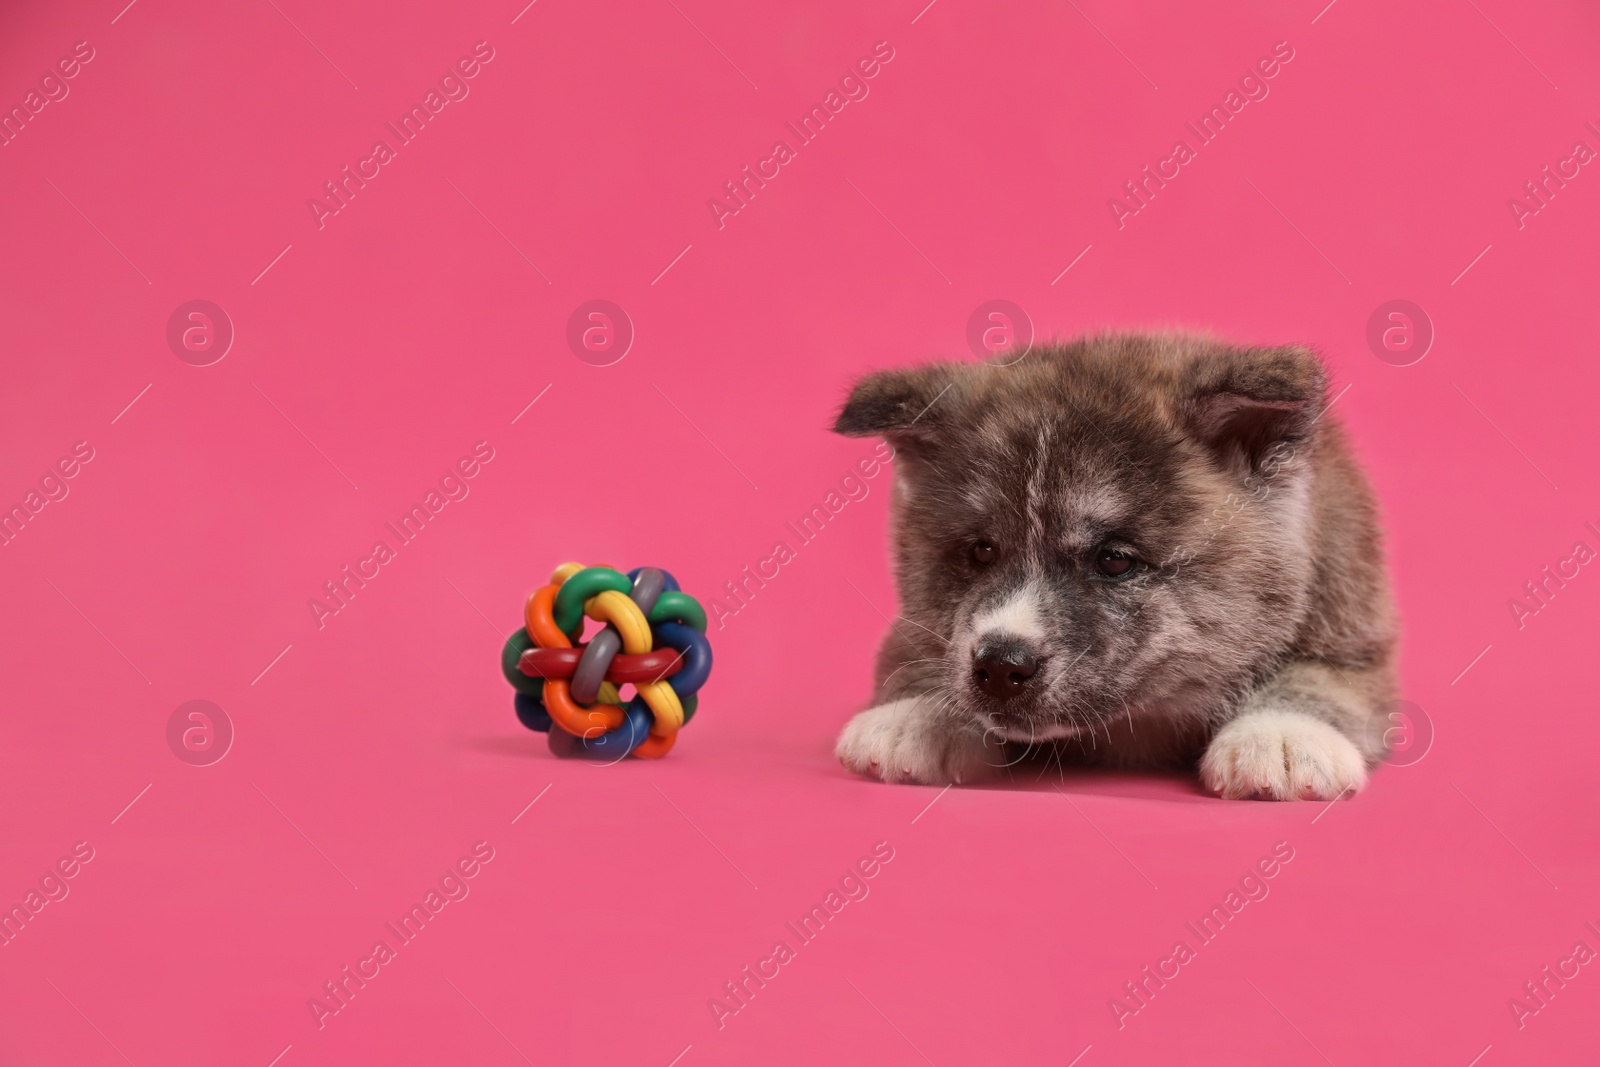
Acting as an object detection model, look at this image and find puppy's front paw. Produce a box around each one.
[1200,710,1367,801]
[835,698,996,785]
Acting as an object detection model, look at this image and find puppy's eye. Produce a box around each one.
[971,541,997,565]
[1096,548,1137,578]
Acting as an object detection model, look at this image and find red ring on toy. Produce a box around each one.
[518,647,685,685]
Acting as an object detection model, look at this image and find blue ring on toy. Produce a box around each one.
[514,692,552,732]
[546,698,651,759]
[628,566,679,592]
[653,621,712,696]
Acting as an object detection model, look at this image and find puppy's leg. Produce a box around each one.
[1200,660,1390,801]
[836,696,1002,785]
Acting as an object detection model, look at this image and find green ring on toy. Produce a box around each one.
[551,567,634,634]
[501,629,544,695]
[648,590,707,632]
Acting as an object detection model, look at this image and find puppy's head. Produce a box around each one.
[835,334,1327,748]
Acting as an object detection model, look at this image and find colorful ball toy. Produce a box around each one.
[501,562,711,759]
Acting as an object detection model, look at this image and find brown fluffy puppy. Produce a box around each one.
[832,333,1397,800]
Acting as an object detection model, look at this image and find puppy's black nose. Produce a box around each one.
[972,641,1040,700]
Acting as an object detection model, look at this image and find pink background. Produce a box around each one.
[2,0,1598,1063]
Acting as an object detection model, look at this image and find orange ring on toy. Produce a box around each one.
[541,678,625,737]
[631,731,678,759]
[525,584,569,648]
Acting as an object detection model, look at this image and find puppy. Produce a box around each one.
[832,333,1397,800]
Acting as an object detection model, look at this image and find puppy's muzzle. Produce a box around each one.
[972,639,1040,701]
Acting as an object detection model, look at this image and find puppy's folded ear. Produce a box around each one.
[1185,344,1326,470]
[832,364,957,438]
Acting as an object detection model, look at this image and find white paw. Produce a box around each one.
[1200,710,1367,801]
[835,698,997,785]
